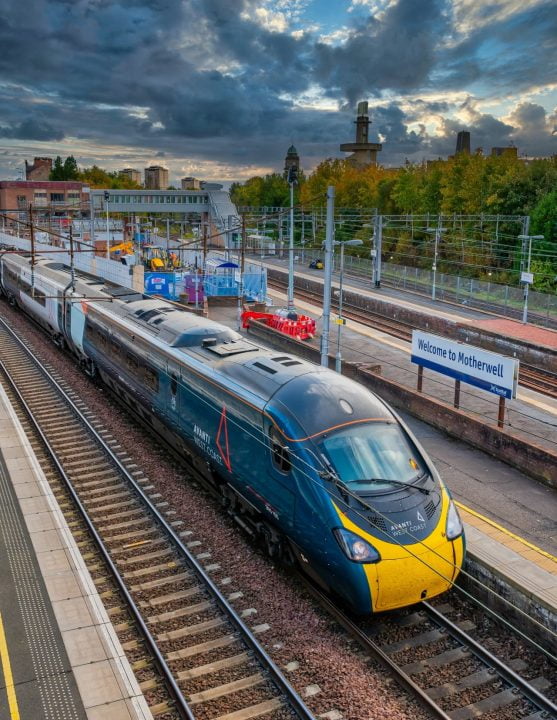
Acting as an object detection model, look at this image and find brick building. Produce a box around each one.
[25,157,53,181]
[0,181,90,226]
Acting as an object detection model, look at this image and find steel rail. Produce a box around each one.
[422,602,557,718]
[0,317,316,720]
[298,578,452,720]
[0,327,196,720]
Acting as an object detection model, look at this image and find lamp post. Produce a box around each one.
[287,165,297,311]
[334,238,363,373]
[517,234,543,323]
[104,190,110,259]
[426,224,447,301]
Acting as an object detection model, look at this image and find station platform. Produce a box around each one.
[473,316,557,350]
[0,384,152,720]
[258,279,557,457]
[261,256,557,351]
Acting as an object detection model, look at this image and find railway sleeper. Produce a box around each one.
[147,599,214,625]
[157,616,225,643]
[115,546,173,566]
[448,677,551,720]
[105,527,157,543]
[81,488,131,504]
[212,697,283,720]
[123,560,178,579]
[381,620,475,654]
[402,645,471,674]
[95,508,145,526]
[166,634,238,661]
[427,659,526,699]
[132,572,193,595]
[188,672,265,705]
[78,479,123,494]
[177,651,252,681]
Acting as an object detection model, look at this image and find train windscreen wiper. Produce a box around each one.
[353,477,430,495]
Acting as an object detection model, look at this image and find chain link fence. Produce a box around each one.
[302,249,557,329]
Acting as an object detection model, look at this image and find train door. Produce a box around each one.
[165,361,181,426]
[259,421,296,530]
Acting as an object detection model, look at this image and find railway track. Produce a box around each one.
[267,276,557,399]
[303,582,556,720]
[0,317,315,720]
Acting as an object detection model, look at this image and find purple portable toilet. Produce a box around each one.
[184,274,204,304]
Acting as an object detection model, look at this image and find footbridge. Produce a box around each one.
[90,186,240,244]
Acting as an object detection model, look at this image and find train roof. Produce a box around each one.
[268,369,393,440]
[99,296,243,348]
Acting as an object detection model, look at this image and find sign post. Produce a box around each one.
[411,331,519,428]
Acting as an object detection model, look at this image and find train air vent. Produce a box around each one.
[202,337,218,347]
[281,360,302,367]
[138,309,162,322]
[424,500,436,519]
[253,361,277,374]
[367,513,387,532]
[272,356,290,362]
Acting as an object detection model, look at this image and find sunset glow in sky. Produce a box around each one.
[0,0,555,183]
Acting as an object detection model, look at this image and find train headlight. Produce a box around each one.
[446,501,463,540]
[333,528,380,563]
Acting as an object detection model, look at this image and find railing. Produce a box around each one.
[302,249,557,328]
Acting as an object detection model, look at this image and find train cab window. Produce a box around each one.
[270,429,291,473]
[170,374,178,396]
[144,367,159,392]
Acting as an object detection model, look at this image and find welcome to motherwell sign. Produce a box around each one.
[411,330,519,399]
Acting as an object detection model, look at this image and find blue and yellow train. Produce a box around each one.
[0,249,465,614]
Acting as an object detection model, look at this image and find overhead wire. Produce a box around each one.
[3,259,555,660]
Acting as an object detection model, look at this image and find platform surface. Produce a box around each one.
[474,316,557,349]
[0,385,152,720]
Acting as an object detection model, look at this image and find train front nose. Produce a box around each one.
[362,535,464,612]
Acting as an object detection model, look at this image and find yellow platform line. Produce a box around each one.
[0,611,20,720]
[457,501,557,564]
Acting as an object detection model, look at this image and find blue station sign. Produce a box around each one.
[411,330,519,399]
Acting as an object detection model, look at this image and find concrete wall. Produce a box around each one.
[246,318,557,488]
[269,267,557,371]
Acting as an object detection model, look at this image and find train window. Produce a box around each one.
[144,367,159,392]
[109,338,121,358]
[126,353,139,373]
[170,374,178,396]
[270,429,291,473]
[32,290,46,307]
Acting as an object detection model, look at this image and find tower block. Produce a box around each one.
[340,101,382,167]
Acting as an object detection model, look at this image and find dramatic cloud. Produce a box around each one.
[0,0,554,181]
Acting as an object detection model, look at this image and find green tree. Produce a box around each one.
[530,189,557,244]
[49,156,64,180]
[63,155,79,180]
[231,173,292,207]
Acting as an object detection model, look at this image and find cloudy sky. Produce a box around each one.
[0,0,555,185]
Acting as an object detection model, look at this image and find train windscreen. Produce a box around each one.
[319,422,427,494]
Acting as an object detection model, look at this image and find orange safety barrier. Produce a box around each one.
[242,311,316,341]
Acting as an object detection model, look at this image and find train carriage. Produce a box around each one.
[0,249,465,614]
